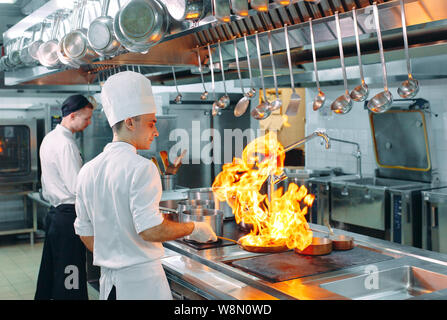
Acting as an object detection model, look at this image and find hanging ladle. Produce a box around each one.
[252,31,272,120]
[267,30,282,112]
[196,47,208,100]
[172,66,182,104]
[367,3,393,113]
[309,18,326,111]
[397,0,419,99]
[233,37,250,117]
[284,24,301,116]
[331,11,353,114]
[350,7,369,102]
[243,33,256,99]
[217,40,230,109]
[208,43,220,116]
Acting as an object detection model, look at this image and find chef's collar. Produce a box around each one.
[104,141,137,154]
[56,124,74,137]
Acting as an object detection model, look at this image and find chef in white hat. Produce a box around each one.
[74,71,217,300]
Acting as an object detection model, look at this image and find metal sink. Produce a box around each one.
[320,266,447,300]
[341,177,421,188]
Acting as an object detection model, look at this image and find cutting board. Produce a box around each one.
[231,246,393,282]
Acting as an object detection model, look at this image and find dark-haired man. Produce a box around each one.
[35,94,93,300]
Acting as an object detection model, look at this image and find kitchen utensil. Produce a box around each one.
[172,66,182,104]
[37,13,63,68]
[57,8,81,68]
[230,0,249,17]
[309,18,326,111]
[19,28,39,67]
[243,34,256,99]
[159,206,178,221]
[8,37,24,68]
[324,218,354,251]
[267,31,282,112]
[180,208,224,242]
[63,0,100,65]
[331,11,353,114]
[294,237,333,255]
[250,0,268,12]
[173,149,187,167]
[217,236,238,243]
[367,3,393,113]
[252,31,272,120]
[233,37,250,117]
[217,41,230,109]
[208,43,220,116]
[284,24,301,116]
[150,156,162,175]
[88,0,122,57]
[161,174,176,191]
[397,0,419,99]
[350,7,369,102]
[159,150,169,172]
[28,22,47,61]
[197,48,208,100]
[165,0,204,21]
[213,0,231,22]
[114,0,169,53]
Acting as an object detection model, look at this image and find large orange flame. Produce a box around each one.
[212,132,314,251]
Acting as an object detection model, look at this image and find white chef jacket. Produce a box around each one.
[40,124,83,207]
[74,142,171,300]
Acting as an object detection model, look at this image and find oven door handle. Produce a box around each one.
[431,206,438,229]
[406,202,411,224]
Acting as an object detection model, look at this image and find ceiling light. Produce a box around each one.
[0,0,18,3]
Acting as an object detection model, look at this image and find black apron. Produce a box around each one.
[34,204,89,300]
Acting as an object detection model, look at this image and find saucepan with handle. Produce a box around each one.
[114,0,169,54]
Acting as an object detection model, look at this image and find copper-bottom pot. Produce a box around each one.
[294,237,333,256]
[330,235,354,251]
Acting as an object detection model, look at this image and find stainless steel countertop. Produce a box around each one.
[162,223,447,300]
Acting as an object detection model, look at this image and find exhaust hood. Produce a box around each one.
[3,0,447,87]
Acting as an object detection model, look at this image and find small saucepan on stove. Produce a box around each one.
[324,218,354,251]
[294,237,333,256]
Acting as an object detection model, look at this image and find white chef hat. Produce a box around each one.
[101,71,157,127]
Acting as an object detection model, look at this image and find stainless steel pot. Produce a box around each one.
[180,208,224,242]
[28,22,47,62]
[187,187,234,219]
[88,0,122,57]
[165,0,205,21]
[57,8,81,68]
[19,29,39,67]
[63,0,100,65]
[114,0,169,53]
[37,13,63,68]
[8,37,25,69]
[177,199,214,214]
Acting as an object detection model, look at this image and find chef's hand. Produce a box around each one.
[189,222,217,243]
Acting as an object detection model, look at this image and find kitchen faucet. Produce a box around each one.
[325,136,362,179]
[265,131,331,203]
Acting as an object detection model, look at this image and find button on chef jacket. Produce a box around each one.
[74,142,171,299]
[40,124,83,207]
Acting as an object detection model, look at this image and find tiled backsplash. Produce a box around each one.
[305,79,447,182]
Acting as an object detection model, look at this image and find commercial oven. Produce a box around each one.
[0,118,38,186]
[422,187,447,254]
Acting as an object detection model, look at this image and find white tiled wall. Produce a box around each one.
[305,78,447,181]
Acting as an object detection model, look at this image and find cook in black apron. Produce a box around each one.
[34,204,88,300]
